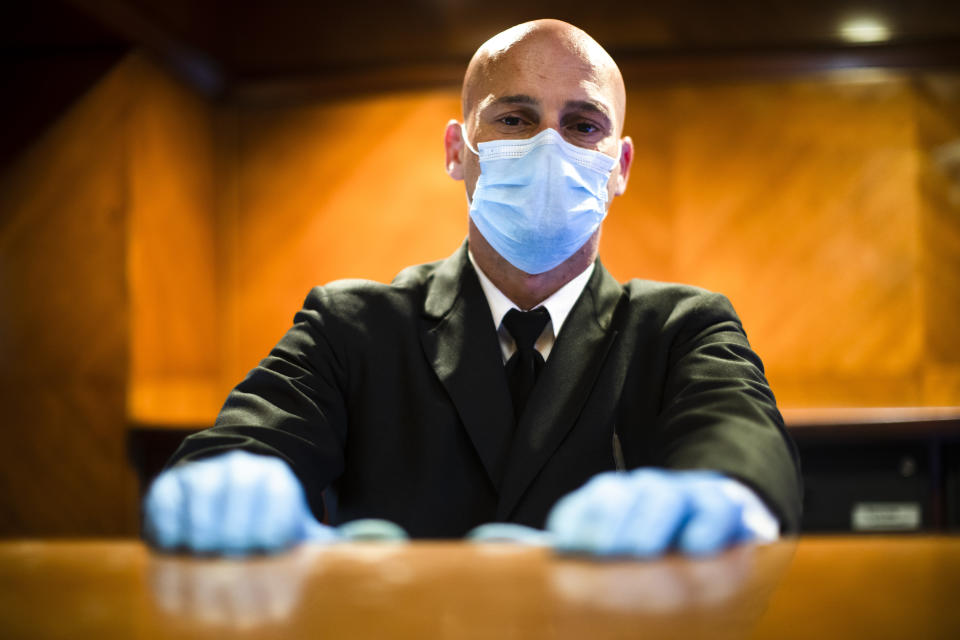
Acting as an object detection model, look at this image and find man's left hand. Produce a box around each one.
[546,468,777,557]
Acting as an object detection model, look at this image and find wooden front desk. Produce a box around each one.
[1,536,958,639]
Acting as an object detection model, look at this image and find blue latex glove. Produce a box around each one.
[546,468,766,558]
[143,450,338,554]
[337,518,410,542]
[465,522,554,546]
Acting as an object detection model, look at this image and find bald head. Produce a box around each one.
[443,19,634,308]
[462,19,626,134]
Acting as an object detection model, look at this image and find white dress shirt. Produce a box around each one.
[467,250,780,541]
[468,251,594,363]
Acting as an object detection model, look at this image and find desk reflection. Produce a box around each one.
[145,541,795,638]
[4,537,955,638]
[149,546,319,628]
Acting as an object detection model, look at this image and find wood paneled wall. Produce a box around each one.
[0,53,218,534]
[2,52,958,534]
[607,74,929,406]
[0,57,132,535]
[915,74,960,405]
[126,55,220,424]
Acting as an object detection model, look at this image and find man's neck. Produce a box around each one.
[467,221,599,311]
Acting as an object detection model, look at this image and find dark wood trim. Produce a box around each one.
[785,407,960,439]
[65,0,226,96]
[222,41,960,105]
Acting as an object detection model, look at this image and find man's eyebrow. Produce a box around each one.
[492,94,540,107]
[564,100,611,122]
[482,95,612,125]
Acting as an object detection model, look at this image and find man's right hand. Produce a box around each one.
[143,450,337,554]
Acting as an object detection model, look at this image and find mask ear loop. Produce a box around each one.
[460,124,480,156]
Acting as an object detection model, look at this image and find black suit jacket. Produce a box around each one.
[171,244,802,536]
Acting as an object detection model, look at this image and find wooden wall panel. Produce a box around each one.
[0,382,129,534]
[125,56,221,425]
[600,94,675,284]
[916,73,960,405]
[0,52,223,533]
[0,56,135,535]
[612,76,925,406]
[604,73,960,407]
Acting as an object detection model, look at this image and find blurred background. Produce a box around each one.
[1,0,958,537]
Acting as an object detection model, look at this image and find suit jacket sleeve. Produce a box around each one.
[646,288,803,532]
[167,286,351,519]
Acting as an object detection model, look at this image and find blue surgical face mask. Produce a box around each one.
[463,126,619,275]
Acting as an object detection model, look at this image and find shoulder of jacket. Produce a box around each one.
[618,278,739,323]
[299,259,442,312]
[390,259,444,289]
[620,278,718,302]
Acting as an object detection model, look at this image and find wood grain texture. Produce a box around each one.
[126,57,219,399]
[752,536,960,639]
[1,538,958,639]
[0,382,132,535]
[0,55,135,534]
[603,72,956,407]
[916,73,960,406]
[0,52,225,533]
[0,539,792,639]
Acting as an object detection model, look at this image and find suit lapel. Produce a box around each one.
[419,244,516,489]
[496,262,626,521]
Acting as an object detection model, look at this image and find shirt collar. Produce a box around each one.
[468,249,594,337]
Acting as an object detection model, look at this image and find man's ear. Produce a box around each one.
[613,136,634,197]
[444,119,465,181]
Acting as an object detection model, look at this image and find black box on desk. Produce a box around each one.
[795,439,932,533]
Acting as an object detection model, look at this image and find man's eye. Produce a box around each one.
[499,116,523,126]
[573,122,598,134]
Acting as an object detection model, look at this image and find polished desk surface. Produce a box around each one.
[1,536,958,639]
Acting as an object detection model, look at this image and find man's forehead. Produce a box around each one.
[462,23,625,127]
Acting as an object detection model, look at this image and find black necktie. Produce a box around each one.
[503,307,550,420]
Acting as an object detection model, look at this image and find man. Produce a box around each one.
[144,19,801,557]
